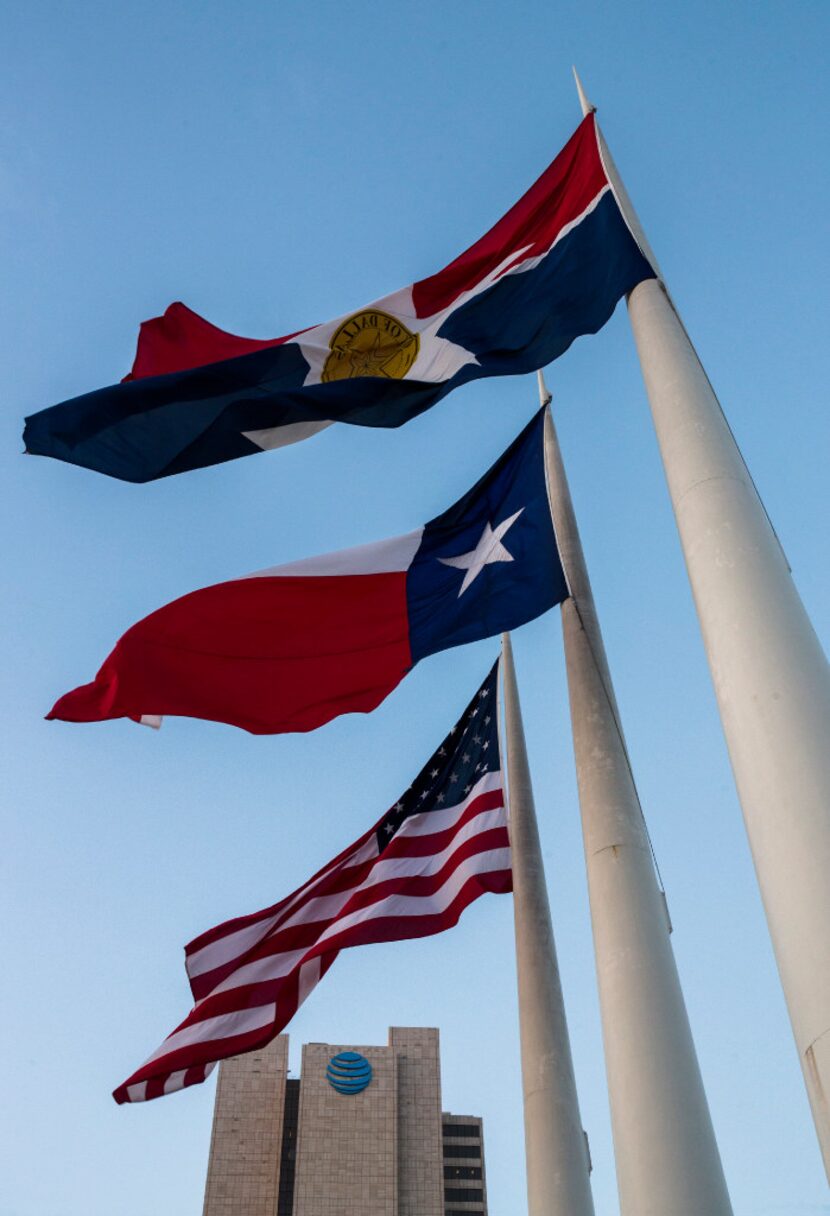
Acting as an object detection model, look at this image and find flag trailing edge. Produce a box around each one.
[113,659,510,1103]
[24,114,655,482]
[47,409,568,734]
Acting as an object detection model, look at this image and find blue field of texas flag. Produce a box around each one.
[24,114,654,482]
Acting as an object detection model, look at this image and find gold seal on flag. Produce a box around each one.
[322,310,420,382]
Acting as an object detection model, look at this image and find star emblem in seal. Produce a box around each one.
[322,309,420,382]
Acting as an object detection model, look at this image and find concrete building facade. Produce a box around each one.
[202,1028,488,1216]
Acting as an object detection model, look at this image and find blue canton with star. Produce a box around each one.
[375,660,501,852]
[405,409,568,664]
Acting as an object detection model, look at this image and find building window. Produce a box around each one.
[277,1079,300,1216]
[444,1165,482,1180]
[443,1142,482,1158]
[444,1186,484,1202]
[442,1122,481,1137]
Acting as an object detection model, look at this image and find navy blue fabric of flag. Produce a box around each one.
[22,116,653,483]
[407,408,567,662]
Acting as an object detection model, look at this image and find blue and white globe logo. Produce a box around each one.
[326,1051,372,1095]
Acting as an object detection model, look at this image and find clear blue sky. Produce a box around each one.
[3,2,829,1213]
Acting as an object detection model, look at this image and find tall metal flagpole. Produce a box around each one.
[500,631,595,1216]
[573,70,830,1177]
[541,375,733,1214]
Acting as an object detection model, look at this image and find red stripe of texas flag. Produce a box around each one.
[47,572,412,735]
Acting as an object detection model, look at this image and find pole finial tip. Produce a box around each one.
[536,369,552,409]
[572,66,596,117]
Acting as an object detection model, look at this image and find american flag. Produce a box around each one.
[114,659,510,1103]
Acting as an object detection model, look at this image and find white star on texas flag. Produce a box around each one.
[438,508,525,596]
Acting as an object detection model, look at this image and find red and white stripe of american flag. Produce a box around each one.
[113,770,510,1103]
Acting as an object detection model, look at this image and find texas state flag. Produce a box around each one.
[47,410,568,734]
[24,115,654,483]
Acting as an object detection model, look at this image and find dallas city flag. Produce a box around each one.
[114,660,510,1102]
[24,114,654,482]
[48,410,567,734]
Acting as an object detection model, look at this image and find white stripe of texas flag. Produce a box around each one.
[138,531,424,727]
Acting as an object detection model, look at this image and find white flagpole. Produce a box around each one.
[574,70,830,1178]
[501,631,595,1216]
[542,375,733,1214]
